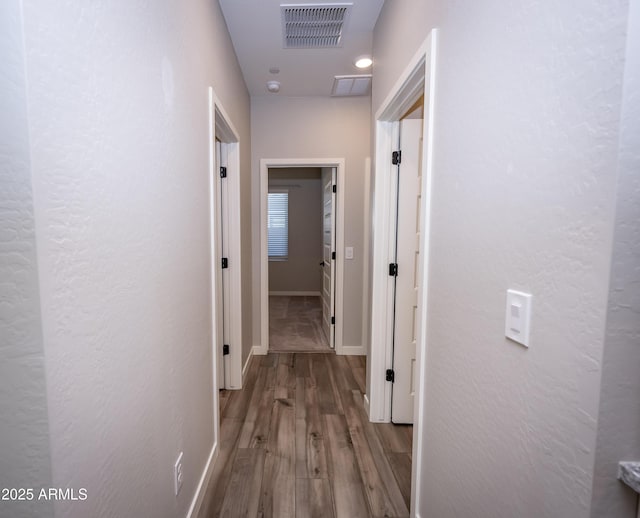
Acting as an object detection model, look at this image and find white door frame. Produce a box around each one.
[256,158,346,355]
[208,87,243,392]
[367,30,437,517]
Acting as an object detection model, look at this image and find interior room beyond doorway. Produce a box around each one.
[268,167,330,352]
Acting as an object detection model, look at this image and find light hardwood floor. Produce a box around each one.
[198,353,412,518]
[269,296,330,352]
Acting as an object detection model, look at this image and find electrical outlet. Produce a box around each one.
[174,452,184,496]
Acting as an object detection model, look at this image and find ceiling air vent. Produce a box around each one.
[332,75,371,97]
[281,3,352,49]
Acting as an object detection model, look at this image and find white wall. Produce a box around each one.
[11,1,251,517]
[0,2,53,517]
[251,96,370,349]
[372,1,631,517]
[268,168,322,294]
[591,0,640,515]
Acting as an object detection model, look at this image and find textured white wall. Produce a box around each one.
[591,0,640,515]
[16,1,250,517]
[0,2,53,517]
[372,1,631,517]
[251,96,371,349]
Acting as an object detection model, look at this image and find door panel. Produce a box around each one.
[321,167,335,348]
[220,146,231,388]
[214,140,226,389]
[391,118,423,423]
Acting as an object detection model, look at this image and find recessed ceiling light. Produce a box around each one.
[266,80,281,93]
[355,56,373,69]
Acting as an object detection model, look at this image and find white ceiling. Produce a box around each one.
[218,0,385,97]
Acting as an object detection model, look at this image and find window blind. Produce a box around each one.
[268,192,288,258]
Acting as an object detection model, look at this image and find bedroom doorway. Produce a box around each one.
[267,167,330,353]
[257,158,345,355]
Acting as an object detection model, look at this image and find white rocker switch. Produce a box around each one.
[505,289,532,347]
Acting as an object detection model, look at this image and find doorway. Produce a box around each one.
[267,167,330,352]
[257,158,345,355]
[208,88,243,395]
[368,30,438,516]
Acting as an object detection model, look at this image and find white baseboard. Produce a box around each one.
[338,344,366,356]
[186,443,218,518]
[252,344,268,356]
[242,348,253,380]
[269,291,321,297]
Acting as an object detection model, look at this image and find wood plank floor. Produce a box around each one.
[198,353,412,518]
[269,296,330,352]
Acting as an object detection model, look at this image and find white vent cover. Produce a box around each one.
[332,75,371,97]
[281,3,352,49]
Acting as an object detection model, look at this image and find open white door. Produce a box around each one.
[218,142,232,388]
[210,92,242,391]
[321,167,336,348]
[215,140,225,389]
[391,117,423,424]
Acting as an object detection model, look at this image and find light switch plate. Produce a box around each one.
[345,246,354,260]
[505,289,532,347]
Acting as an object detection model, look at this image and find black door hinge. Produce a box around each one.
[392,150,401,165]
[331,316,335,325]
[223,344,230,355]
[221,257,229,269]
[332,184,337,193]
[389,263,398,276]
[220,166,227,178]
[332,251,336,260]
[386,369,395,383]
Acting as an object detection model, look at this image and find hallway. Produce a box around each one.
[3,1,639,517]
[197,353,412,517]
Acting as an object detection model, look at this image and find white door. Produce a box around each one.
[214,141,224,389]
[216,141,231,388]
[321,167,336,348]
[391,118,423,423]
